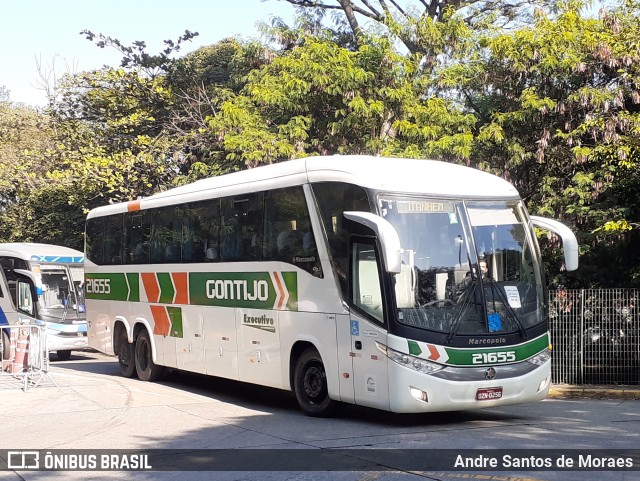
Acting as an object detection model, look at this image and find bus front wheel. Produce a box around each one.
[2,330,12,362]
[135,330,165,382]
[293,348,337,417]
[56,350,72,361]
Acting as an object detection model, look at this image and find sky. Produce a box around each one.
[1,0,294,107]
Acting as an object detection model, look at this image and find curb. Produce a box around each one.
[548,384,640,400]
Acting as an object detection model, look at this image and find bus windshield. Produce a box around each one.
[379,196,544,336]
[38,266,81,319]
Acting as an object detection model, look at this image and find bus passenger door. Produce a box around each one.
[349,239,390,410]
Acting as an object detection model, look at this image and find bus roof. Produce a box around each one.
[87,155,520,218]
[0,243,85,264]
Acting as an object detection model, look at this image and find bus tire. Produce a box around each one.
[135,329,165,382]
[116,334,137,378]
[56,350,72,361]
[293,348,337,417]
[2,330,11,361]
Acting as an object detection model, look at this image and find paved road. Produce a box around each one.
[1,351,639,481]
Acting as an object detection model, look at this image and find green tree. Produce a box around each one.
[197,30,476,170]
[276,0,550,56]
[0,102,58,243]
[47,31,203,209]
[435,0,640,285]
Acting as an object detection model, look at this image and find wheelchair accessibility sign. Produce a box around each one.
[350,320,359,336]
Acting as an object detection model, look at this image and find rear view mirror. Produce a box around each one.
[530,216,579,271]
[344,211,402,273]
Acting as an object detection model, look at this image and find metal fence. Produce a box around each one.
[549,288,640,386]
[0,323,56,391]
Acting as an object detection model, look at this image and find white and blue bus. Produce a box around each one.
[0,243,88,361]
[84,156,578,415]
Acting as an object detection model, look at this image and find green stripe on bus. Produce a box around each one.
[408,340,422,356]
[281,272,298,311]
[167,306,183,338]
[444,334,549,366]
[126,273,140,302]
[188,271,297,310]
[85,273,128,300]
[157,273,175,304]
[86,271,299,311]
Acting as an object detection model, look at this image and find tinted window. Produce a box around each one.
[183,199,220,263]
[352,240,384,324]
[264,187,322,277]
[312,182,372,298]
[149,206,183,263]
[103,215,124,265]
[220,193,263,262]
[124,211,150,264]
[85,217,105,265]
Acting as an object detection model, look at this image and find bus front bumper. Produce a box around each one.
[388,360,551,413]
[45,322,89,352]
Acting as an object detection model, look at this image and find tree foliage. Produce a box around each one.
[434,0,640,285]
[276,0,551,58]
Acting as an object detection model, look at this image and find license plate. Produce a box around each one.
[476,387,503,401]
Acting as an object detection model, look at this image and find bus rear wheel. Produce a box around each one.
[117,334,137,378]
[135,330,165,382]
[293,348,337,417]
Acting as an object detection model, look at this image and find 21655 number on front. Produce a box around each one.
[471,351,516,364]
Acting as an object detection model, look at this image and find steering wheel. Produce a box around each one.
[419,299,456,308]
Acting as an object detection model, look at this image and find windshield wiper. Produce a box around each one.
[445,272,478,344]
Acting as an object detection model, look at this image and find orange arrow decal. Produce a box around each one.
[272,272,287,310]
[426,344,440,361]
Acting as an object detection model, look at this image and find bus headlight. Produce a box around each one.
[376,342,444,375]
[527,348,551,366]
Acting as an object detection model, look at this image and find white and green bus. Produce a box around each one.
[84,155,578,416]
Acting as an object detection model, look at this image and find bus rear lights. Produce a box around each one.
[376,342,444,375]
[410,387,429,403]
[527,348,551,366]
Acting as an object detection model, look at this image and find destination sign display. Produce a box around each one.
[395,199,454,214]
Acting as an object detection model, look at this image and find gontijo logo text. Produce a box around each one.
[206,279,269,302]
[85,271,298,311]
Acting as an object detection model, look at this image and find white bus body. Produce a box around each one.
[0,243,88,360]
[85,156,578,415]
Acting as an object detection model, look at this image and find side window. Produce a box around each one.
[85,217,105,265]
[220,193,263,262]
[351,240,385,325]
[124,211,150,264]
[103,215,124,265]
[149,206,183,263]
[17,280,35,316]
[183,199,220,263]
[312,182,372,299]
[264,187,322,277]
